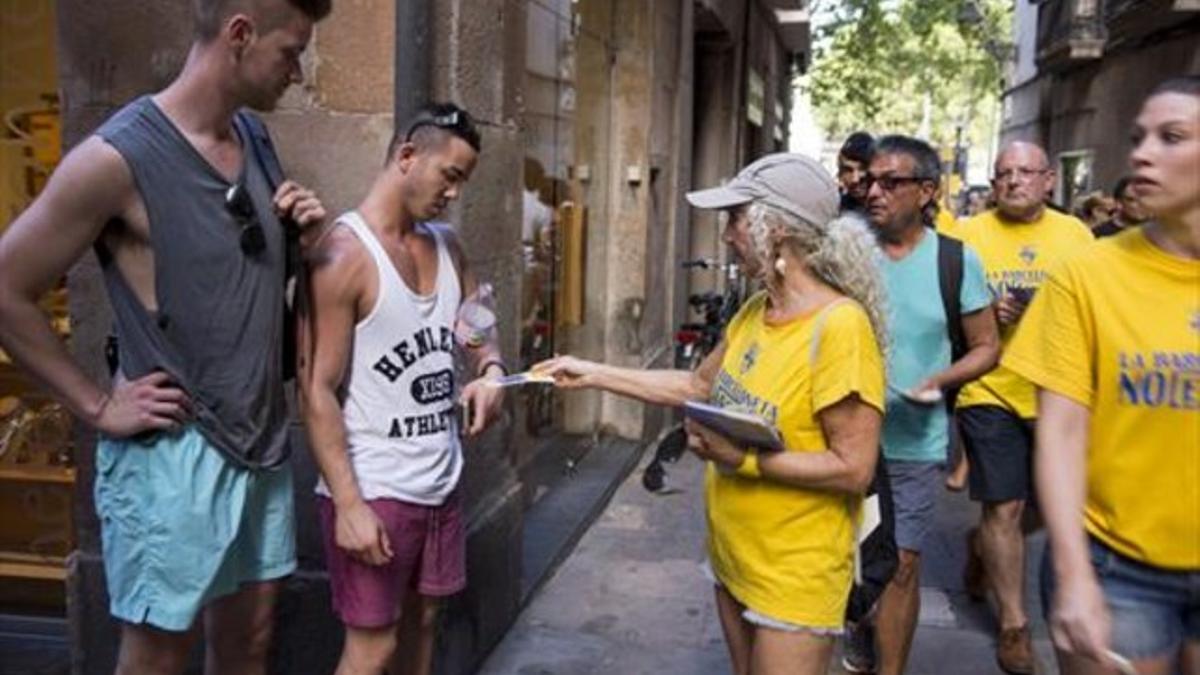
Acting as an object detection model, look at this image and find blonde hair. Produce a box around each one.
[746,203,889,350]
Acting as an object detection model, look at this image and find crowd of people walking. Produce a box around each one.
[543,77,1199,675]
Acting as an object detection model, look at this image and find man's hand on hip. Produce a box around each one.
[94,370,192,438]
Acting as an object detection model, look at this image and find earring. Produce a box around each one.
[774,256,787,275]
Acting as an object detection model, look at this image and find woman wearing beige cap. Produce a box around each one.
[538,153,887,674]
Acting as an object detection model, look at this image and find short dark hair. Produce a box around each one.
[839,131,875,165]
[1150,75,1200,98]
[1112,176,1134,201]
[874,135,943,225]
[386,102,482,163]
[1075,192,1109,220]
[873,135,942,186]
[193,0,332,42]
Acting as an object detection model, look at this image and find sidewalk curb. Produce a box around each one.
[518,436,645,604]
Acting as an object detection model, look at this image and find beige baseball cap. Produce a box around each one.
[686,153,839,230]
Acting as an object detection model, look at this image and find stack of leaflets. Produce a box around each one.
[682,401,784,452]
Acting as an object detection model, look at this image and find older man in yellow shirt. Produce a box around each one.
[952,141,1094,674]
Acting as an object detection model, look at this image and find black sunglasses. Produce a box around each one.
[642,426,688,494]
[224,182,266,256]
[861,174,934,192]
[405,111,465,143]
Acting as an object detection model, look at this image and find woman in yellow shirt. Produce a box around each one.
[538,153,886,675]
[1004,77,1200,674]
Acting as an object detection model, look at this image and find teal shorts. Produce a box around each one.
[94,426,296,632]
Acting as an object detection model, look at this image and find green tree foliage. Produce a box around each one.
[806,0,1011,158]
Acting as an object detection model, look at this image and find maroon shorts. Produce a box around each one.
[317,492,466,628]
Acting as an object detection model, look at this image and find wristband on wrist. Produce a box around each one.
[735,450,761,479]
[478,359,508,378]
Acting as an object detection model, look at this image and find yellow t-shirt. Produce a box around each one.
[1003,229,1200,569]
[935,208,958,236]
[955,207,1094,417]
[706,294,885,628]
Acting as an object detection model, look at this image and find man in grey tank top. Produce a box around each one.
[0,0,331,672]
[301,103,506,675]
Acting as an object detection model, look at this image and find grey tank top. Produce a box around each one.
[95,96,289,469]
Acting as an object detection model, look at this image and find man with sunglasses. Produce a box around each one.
[954,141,1093,673]
[0,1,331,673]
[841,135,1000,675]
[300,102,504,675]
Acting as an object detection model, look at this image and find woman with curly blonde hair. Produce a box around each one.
[539,153,887,675]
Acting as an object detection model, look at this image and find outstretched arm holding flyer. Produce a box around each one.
[535,343,725,408]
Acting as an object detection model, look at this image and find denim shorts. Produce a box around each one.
[1040,536,1200,660]
[700,561,840,637]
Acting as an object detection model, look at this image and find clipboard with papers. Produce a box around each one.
[682,401,785,452]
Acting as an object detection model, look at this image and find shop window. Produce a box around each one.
[1057,150,1093,211]
[1,1,71,610]
[520,0,609,437]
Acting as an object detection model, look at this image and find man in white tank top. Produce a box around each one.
[299,103,505,675]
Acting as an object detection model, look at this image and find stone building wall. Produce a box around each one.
[1001,12,1200,199]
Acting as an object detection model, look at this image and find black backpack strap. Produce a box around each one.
[236,110,301,382]
[236,110,286,189]
[937,233,966,409]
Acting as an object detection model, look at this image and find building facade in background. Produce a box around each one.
[1002,0,1200,206]
[0,1,810,673]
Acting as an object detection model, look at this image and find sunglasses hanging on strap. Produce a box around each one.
[234,110,302,382]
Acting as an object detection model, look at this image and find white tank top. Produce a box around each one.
[315,211,463,505]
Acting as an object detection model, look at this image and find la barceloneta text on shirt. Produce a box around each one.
[1118,351,1200,410]
[988,268,1046,297]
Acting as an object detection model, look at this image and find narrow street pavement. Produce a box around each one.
[480,444,1058,675]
